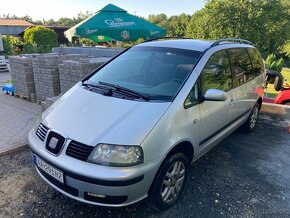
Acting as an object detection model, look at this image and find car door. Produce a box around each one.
[227,48,256,117]
[196,50,235,155]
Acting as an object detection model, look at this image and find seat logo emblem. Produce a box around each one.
[48,137,59,149]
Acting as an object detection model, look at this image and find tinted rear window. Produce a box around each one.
[247,48,264,76]
[228,48,254,86]
[201,50,232,93]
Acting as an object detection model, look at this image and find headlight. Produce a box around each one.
[88,144,144,167]
[33,116,42,134]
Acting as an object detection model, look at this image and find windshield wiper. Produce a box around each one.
[82,81,111,93]
[98,81,150,101]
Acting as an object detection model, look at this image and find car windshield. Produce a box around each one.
[86,46,202,101]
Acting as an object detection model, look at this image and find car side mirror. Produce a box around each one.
[204,89,227,101]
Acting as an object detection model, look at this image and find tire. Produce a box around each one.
[149,153,189,210]
[274,75,284,91]
[3,90,8,94]
[242,102,260,132]
[9,91,13,96]
[282,100,290,106]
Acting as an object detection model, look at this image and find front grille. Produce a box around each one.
[45,131,65,155]
[36,123,49,141]
[66,141,94,161]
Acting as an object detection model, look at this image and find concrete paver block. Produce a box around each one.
[0,92,41,154]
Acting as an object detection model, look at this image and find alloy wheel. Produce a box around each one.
[250,105,259,129]
[161,161,185,203]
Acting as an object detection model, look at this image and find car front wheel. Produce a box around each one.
[149,152,189,210]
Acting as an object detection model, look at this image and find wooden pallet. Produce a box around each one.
[14,93,30,101]
[0,63,8,72]
[0,68,8,72]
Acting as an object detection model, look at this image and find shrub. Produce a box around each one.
[2,35,12,56]
[1,35,23,56]
[78,38,99,46]
[23,26,58,53]
[281,41,290,58]
[22,42,38,54]
[265,54,284,72]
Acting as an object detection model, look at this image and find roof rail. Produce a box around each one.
[142,36,193,43]
[211,38,253,47]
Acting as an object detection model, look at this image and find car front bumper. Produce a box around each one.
[28,129,161,207]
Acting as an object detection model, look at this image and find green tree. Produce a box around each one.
[23,26,58,53]
[186,0,290,55]
[185,10,211,39]
[281,41,290,58]
[45,19,58,26]
[75,11,93,23]
[167,14,190,37]
[57,17,76,27]
[265,54,284,72]
[148,14,170,32]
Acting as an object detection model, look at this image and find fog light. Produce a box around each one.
[87,192,105,198]
[84,192,128,204]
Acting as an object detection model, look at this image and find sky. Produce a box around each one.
[0,0,205,21]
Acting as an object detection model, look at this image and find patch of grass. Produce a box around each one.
[265,68,290,98]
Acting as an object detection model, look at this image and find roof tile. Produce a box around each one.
[0,19,33,26]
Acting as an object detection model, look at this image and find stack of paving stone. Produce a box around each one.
[32,54,61,101]
[57,54,87,65]
[59,57,111,93]
[9,55,37,102]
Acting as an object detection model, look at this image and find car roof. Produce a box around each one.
[135,39,253,52]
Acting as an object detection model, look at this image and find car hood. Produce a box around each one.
[42,84,171,146]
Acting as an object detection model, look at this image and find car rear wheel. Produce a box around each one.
[242,102,260,132]
[149,153,189,210]
[9,91,13,96]
[282,100,290,105]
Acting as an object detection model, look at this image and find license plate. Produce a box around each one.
[34,154,64,183]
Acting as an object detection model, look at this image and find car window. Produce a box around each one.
[247,48,264,76]
[201,50,232,94]
[87,46,201,101]
[184,82,199,108]
[228,48,254,86]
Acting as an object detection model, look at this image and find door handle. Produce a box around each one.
[229,99,235,106]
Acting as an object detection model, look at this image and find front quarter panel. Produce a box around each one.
[141,69,200,163]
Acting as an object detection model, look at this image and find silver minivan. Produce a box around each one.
[28,38,265,210]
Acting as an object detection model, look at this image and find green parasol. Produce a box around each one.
[65,4,166,42]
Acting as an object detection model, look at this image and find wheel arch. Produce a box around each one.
[148,141,194,208]
[165,141,194,164]
[257,97,262,110]
[149,141,194,192]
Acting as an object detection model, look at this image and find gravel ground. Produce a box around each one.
[0,115,290,218]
